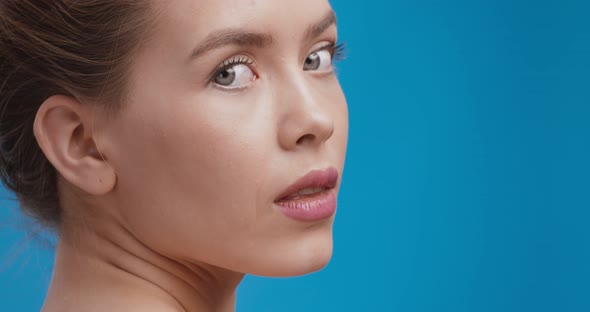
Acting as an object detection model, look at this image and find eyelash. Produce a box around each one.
[209,56,255,81]
[324,41,346,62]
[209,41,346,83]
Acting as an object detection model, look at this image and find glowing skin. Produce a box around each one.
[36,0,348,311]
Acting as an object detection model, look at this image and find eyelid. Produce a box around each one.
[308,40,346,62]
[309,40,336,55]
[210,77,255,93]
[305,40,345,74]
[208,54,257,82]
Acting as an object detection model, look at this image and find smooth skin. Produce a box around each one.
[35,0,348,311]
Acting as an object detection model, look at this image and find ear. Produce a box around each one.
[33,94,116,195]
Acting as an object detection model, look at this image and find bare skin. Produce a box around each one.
[36,0,348,311]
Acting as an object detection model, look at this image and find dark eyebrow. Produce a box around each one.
[189,10,337,61]
[189,30,273,59]
[305,10,337,41]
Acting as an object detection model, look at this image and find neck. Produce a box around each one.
[43,217,244,312]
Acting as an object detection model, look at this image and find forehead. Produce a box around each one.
[153,0,334,41]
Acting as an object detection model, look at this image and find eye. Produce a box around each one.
[303,49,333,72]
[212,56,256,90]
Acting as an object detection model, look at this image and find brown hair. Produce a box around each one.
[0,1,157,230]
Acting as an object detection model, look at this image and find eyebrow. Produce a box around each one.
[189,10,337,60]
[306,10,337,41]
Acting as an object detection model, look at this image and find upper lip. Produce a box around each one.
[274,167,339,202]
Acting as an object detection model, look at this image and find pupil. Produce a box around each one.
[215,67,236,86]
[303,53,321,71]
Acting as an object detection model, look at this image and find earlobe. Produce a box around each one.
[33,94,116,196]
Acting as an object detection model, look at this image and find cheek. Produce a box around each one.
[166,111,273,217]
[109,95,276,260]
[325,81,349,169]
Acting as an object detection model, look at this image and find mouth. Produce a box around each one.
[274,167,339,221]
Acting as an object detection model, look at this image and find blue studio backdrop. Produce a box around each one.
[1,0,590,311]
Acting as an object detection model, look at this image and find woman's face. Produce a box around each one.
[97,0,348,276]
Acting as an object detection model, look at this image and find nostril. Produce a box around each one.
[296,134,316,145]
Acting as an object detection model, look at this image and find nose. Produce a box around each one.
[277,78,335,151]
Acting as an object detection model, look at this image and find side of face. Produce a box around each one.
[95,0,348,276]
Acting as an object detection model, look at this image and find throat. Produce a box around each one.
[43,224,243,312]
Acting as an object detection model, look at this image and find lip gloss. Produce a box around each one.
[274,167,339,221]
[274,189,337,221]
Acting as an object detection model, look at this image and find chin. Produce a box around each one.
[248,228,335,277]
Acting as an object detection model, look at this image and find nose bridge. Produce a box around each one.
[276,71,335,150]
[286,74,316,111]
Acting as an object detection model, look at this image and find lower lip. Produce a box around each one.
[274,190,337,222]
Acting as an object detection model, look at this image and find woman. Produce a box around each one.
[0,0,348,311]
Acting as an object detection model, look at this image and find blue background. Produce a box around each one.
[2,0,590,311]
